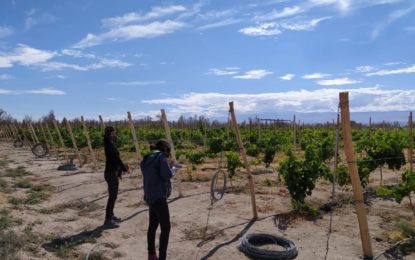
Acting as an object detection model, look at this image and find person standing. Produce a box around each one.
[141,140,176,260]
[103,126,128,228]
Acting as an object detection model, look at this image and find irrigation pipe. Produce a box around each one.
[84,242,115,260]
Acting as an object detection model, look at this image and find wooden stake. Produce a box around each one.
[339,92,373,258]
[28,122,39,143]
[409,112,413,172]
[293,114,296,146]
[52,119,69,163]
[81,116,99,171]
[229,102,258,219]
[64,118,83,167]
[160,109,183,197]
[99,115,105,131]
[44,122,55,147]
[127,112,142,162]
[39,122,48,144]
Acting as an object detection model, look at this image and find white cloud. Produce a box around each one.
[106,97,119,101]
[372,4,415,39]
[240,17,330,37]
[0,26,13,38]
[234,69,273,79]
[25,88,66,95]
[207,67,240,76]
[355,65,375,73]
[38,59,131,71]
[74,20,185,48]
[142,87,415,117]
[101,5,186,28]
[107,81,166,86]
[280,16,331,31]
[60,49,96,59]
[24,9,58,30]
[0,88,14,95]
[56,75,67,79]
[280,73,295,80]
[317,77,361,85]
[0,44,56,68]
[0,74,14,80]
[239,23,281,36]
[197,18,242,30]
[302,73,331,79]
[366,64,415,76]
[255,6,304,21]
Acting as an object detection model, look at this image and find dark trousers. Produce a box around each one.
[104,171,119,220]
[148,198,171,260]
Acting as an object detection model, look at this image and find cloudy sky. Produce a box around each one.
[0,0,414,122]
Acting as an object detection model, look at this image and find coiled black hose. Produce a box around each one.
[239,233,298,259]
[210,169,227,202]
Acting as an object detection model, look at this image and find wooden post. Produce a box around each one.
[18,125,31,147]
[293,114,296,146]
[44,122,55,147]
[99,115,105,131]
[81,116,99,171]
[229,102,258,219]
[52,119,69,163]
[127,112,142,162]
[339,92,373,258]
[160,109,183,197]
[7,124,16,140]
[11,124,21,142]
[409,112,413,172]
[39,122,48,144]
[28,122,39,143]
[64,118,83,167]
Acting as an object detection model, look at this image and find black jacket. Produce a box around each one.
[104,141,127,173]
[140,151,175,205]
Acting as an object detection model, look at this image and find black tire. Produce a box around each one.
[57,163,77,171]
[210,169,227,202]
[31,142,49,158]
[238,233,298,259]
[13,140,24,148]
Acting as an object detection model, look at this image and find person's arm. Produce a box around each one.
[159,153,175,181]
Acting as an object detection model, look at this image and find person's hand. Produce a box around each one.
[169,160,175,167]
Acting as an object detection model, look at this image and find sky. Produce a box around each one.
[0,0,414,123]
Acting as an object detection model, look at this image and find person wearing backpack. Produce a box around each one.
[141,139,176,260]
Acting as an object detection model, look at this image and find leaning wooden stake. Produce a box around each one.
[52,119,69,163]
[39,123,48,144]
[99,115,106,131]
[160,109,183,197]
[229,102,258,219]
[127,112,142,162]
[64,118,83,167]
[409,112,413,172]
[293,114,297,146]
[44,122,55,147]
[28,122,39,143]
[81,116,99,171]
[339,92,373,258]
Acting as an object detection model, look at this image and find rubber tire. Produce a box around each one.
[13,140,24,148]
[239,233,298,260]
[31,142,49,158]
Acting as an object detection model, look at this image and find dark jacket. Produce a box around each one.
[140,151,175,205]
[104,141,127,173]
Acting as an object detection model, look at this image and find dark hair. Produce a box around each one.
[156,139,171,154]
[104,126,116,144]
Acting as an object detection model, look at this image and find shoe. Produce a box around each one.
[112,216,122,223]
[148,254,158,260]
[103,219,120,228]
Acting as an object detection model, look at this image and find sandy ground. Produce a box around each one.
[1,141,415,260]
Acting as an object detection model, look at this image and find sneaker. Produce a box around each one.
[148,254,158,260]
[103,219,120,228]
[112,216,122,223]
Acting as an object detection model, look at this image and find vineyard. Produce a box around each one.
[0,94,414,260]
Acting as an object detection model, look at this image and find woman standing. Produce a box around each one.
[141,140,176,260]
[103,126,128,228]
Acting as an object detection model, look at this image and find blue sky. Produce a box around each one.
[1,0,414,123]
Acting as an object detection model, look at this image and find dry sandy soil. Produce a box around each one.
[1,141,415,260]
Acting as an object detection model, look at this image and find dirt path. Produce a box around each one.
[1,141,414,259]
